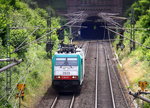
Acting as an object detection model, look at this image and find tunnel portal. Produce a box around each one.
[80,16,109,40]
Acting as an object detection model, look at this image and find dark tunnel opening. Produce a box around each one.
[80,16,112,40]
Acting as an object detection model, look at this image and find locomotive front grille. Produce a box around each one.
[52,80,80,89]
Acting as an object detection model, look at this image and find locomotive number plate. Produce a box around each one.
[63,72,70,75]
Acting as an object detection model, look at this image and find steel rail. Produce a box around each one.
[84,41,90,57]
[108,54,130,108]
[50,94,75,108]
[95,41,99,108]
[107,27,130,108]
[50,96,58,108]
[69,95,75,108]
[104,47,116,108]
[79,41,84,48]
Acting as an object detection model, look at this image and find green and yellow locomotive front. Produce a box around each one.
[52,54,84,92]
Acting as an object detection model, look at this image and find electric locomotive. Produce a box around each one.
[52,44,84,93]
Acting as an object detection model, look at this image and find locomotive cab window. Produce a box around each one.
[55,58,78,66]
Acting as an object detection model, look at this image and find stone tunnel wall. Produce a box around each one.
[66,0,123,16]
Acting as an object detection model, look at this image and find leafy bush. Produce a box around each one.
[0,0,69,107]
[114,0,150,107]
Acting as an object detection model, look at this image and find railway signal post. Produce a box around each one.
[130,8,136,52]
[46,7,53,59]
[6,22,12,97]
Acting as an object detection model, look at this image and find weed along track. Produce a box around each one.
[36,40,130,108]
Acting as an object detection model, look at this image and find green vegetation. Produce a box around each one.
[114,0,150,107]
[34,0,67,10]
[0,0,69,107]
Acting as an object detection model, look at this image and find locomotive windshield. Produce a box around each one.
[55,57,78,66]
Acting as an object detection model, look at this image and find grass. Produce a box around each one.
[122,57,147,88]
[22,60,52,108]
[115,49,150,107]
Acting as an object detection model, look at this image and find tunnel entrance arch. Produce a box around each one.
[80,16,109,40]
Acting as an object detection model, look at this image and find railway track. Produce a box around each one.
[36,40,130,108]
[95,41,114,108]
[104,42,130,108]
[103,46,116,108]
[73,41,97,108]
[50,94,75,108]
[95,41,98,108]
[49,42,90,108]
[95,41,129,108]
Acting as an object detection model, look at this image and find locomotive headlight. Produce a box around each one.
[72,76,77,79]
[54,76,61,79]
[72,76,78,79]
[65,68,68,70]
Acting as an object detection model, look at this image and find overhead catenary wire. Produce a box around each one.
[12,18,78,53]
[105,26,150,31]
[11,25,62,53]
[99,12,130,34]
[101,12,149,33]
[99,13,122,27]
[2,57,36,107]
[11,21,66,53]
[13,56,38,108]
[15,27,40,51]
[0,59,30,101]
[12,12,87,53]
[0,62,28,103]
[107,28,130,107]
[1,11,87,106]
[98,12,150,49]
[3,13,84,74]
[0,73,25,103]
[105,19,130,108]
[106,27,150,49]
[37,30,78,45]
[101,12,143,107]
[1,45,36,102]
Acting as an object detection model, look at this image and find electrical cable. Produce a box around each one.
[15,27,40,51]
[2,57,35,107]
[1,56,33,103]
[98,12,150,49]
[13,56,37,108]
[1,11,86,107]
[12,19,78,53]
[12,11,86,53]
[11,14,85,53]
[107,27,150,31]
[106,27,150,49]
[3,13,80,104]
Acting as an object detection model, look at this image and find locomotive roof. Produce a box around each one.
[56,44,83,53]
[55,48,83,55]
